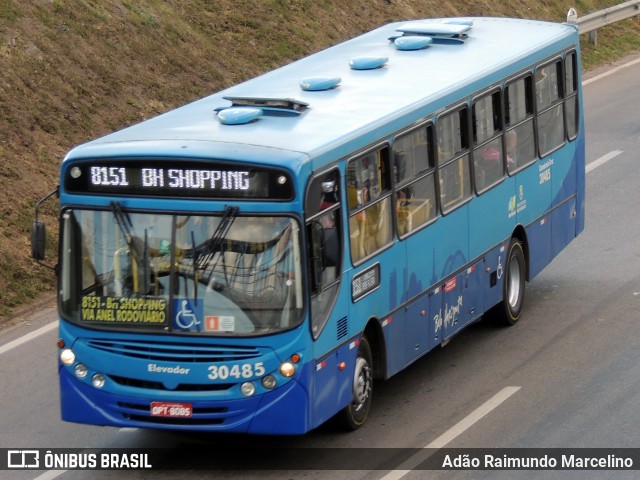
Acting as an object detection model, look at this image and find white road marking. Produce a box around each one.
[586,150,623,173]
[380,386,521,480]
[0,321,58,356]
[582,56,640,86]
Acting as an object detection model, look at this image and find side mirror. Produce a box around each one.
[32,221,47,261]
[32,186,59,272]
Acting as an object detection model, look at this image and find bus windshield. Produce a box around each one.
[60,207,304,336]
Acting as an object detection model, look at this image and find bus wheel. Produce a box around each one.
[340,336,373,430]
[492,238,526,326]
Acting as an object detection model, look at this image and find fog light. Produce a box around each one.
[91,373,105,389]
[261,375,277,390]
[241,382,255,397]
[60,348,75,366]
[279,361,295,378]
[74,363,88,379]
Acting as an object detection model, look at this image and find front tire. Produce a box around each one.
[491,238,526,326]
[339,336,373,430]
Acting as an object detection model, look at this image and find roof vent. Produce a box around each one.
[349,56,389,70]
[300,76,341,91]
[394,36,433,51]
[216,107,262,125]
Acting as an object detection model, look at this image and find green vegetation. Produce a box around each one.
[0,0,638,320]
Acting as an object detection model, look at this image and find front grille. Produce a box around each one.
[110,375,233,392]
[86,339,261,363]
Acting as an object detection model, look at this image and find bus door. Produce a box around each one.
[305,169,354,426]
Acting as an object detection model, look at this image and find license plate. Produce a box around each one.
[150,401,193,418]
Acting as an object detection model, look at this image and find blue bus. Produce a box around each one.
[33,15,584,434]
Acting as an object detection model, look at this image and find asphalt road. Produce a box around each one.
[1,53,640,480]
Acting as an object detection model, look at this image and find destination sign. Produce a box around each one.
[81,296,168,326]
[64,159,293,200]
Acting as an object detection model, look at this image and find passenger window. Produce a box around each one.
[536,60,565,156]
[347,147,393,263]
[473,91,504,192]
[437,108,472,212]
[505,76,536,173]
[565,51,579,140]
[393,126,437,236]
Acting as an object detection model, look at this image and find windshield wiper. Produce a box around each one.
[191,230,198,306]
[197,206,239,287]
[110,201,149,294]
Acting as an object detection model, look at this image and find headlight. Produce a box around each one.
[261,375,277,390]
[91,373,105,389]
[74,364,88,379]
[240,382,255,397]
[279,361,295,378]
[60,348,75,366]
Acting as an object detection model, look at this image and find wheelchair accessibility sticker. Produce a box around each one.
[173,299,203,331]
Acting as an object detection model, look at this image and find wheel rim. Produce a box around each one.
[507,255,522,309]
[352,356,372,411]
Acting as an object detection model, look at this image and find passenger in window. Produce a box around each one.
[320,180,338,228]
[475,141,503,190]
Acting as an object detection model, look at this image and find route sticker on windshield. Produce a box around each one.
[204,316,236,332]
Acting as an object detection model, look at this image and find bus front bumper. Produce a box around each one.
[59,365,312,435]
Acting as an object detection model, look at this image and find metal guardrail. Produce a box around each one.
[567,0,640,37]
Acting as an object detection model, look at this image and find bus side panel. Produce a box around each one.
[404,207,469,293]
[468,176,517,260]
[550,141,580,258]
[481,242,506,311]
[551,142,578,208]
[525,216,552,280]
[551,197,577,260]
[574,114,587,236]
[516,159,552,279]
[310,340,358,429]
[311,350,338,428]
[438,259,484,341]
[404,294,430,365]
[382,308,407,378]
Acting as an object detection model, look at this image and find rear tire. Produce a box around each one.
[339,336,373,430]
[491,238,526,326]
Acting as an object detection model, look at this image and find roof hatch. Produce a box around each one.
[222,96,309,115]
[391,19,472,45]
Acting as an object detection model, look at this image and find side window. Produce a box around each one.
[437,107,472,213]
[505,75,536,173]
[393,125,437,236]
[472,91,504,193]
[565,50,579,140]
[535,60,565,156]
[305,169,342,338]
[347,147,393,263]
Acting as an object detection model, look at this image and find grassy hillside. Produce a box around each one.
[1,0,639,321]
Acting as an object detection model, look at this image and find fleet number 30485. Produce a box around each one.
[208,362,266,380]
